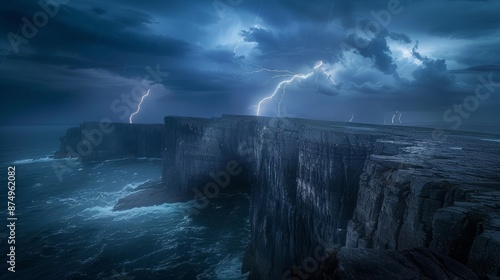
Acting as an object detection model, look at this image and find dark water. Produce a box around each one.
[0,126,250,280]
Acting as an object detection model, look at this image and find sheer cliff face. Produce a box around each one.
[248,125,377,279]
[161,116,264,194]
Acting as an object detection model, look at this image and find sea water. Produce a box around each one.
[0,126,250,280]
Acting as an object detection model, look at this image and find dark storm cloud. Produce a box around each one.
[0,2,191,57]
[264,0,385,28]
[449,65,500,74]
[409,41,456,87]
[258,0,352,26]
[350,82,394,95]
[165,68,252,95]
[316,83,343,96]
[392,0,500,39]
[204,49,242,67]
[347,33,398,75]
[448,38,500,67]
[242,24,345,65]
[410,58,455,87]
[388,32,412,44]
[0,0,499,127]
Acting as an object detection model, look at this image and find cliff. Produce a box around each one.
[158,116,500,279]
[55,116,500,279]
[54,122,165,161]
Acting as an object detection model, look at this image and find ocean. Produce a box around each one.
[0,126,250,280]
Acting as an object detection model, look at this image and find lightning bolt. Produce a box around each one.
[233,37,245,54]
[391,111,403,125]
[251,61,334,116]
[233,27,259,54]
[129,89,151,124]
[391,111,398,124]
[238,65,297,80]
[349,114,354,122]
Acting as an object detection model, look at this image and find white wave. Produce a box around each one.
[214,254,249,280]
[481,138,500,143]
[101,157,160,163]
[58,197,79,203]
[103,157,133,163]
[57,197,89,209]
[137,157,162,161]
[12,156,57,164]
[119,180,151,192]
[81,202,191,222]
[81,206,118,220]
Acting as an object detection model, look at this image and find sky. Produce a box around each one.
[0,0,499,132]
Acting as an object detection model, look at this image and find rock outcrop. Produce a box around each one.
[55,116,500,279]
[346,132,500,278]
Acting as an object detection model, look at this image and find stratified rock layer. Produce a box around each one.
[345,133,500,278]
